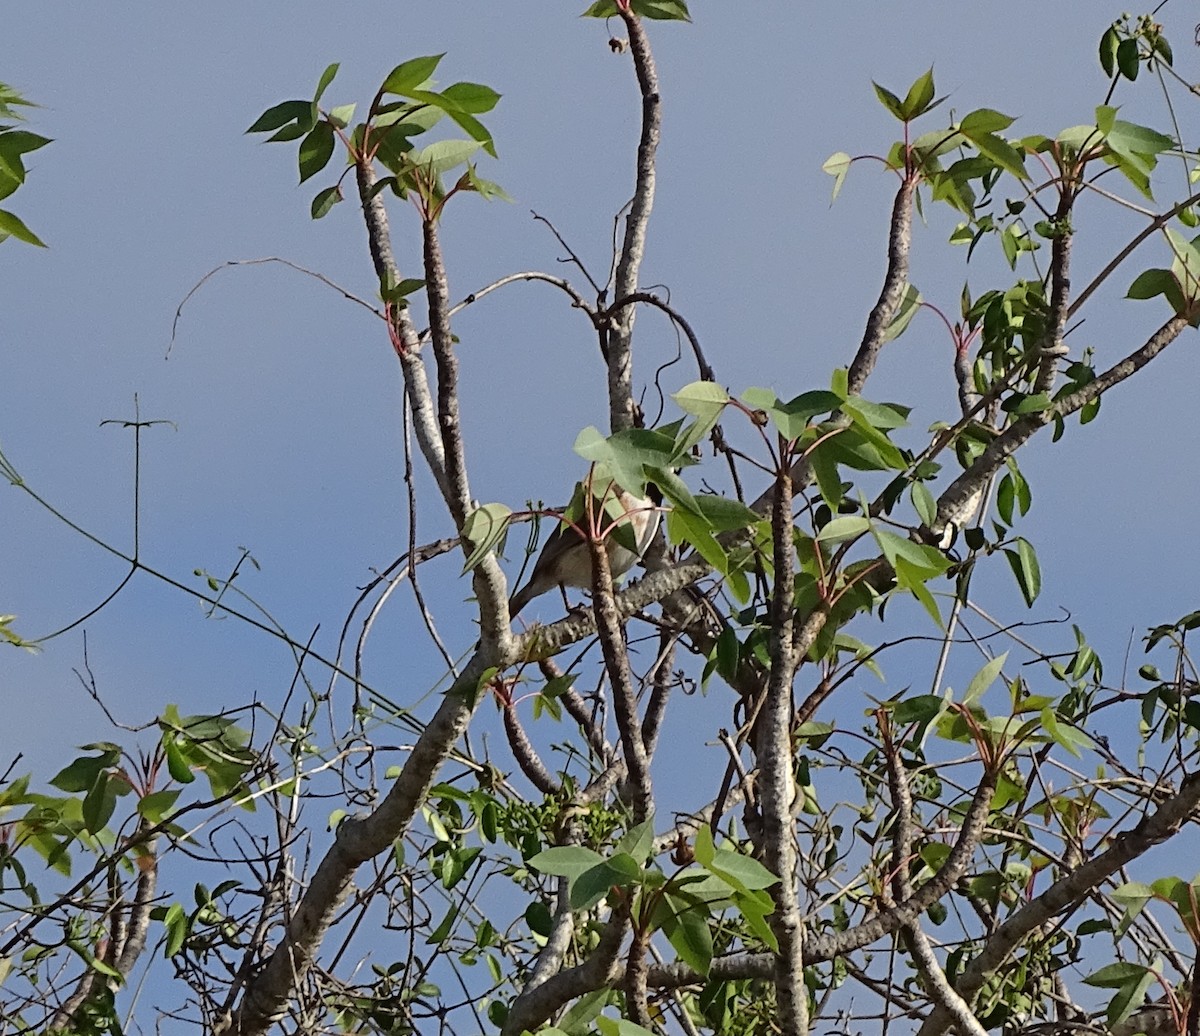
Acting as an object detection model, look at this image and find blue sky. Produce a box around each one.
[3,1,1199,804]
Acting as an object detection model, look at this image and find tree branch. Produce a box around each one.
[917,767,1200,1036]
[760,457,807,1036]
[607,10,662,433]
[354,157,448,499]
[847,175,917,396]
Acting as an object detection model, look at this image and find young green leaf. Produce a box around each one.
[298,122,336,183]
[382,55,445,95]
[901,69,936,120]
[461,502,512,572]
[872,82,906,122]
[314,62,340,103]
[310,185,342,220]
[823,151,852,201]
[1004,536,1041,606]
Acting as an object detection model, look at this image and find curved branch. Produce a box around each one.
[604,291,716,382]
[847,175,917,396]
[417,270,596,343]
[503,701,560,795]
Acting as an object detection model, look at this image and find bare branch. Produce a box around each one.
[760,459,807,1036]
[354,157,449,499]
[607,10,662,433]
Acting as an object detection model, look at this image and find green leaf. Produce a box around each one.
[596,1017,658,1036]
[426,902,459,945]
[0,208,44,246]
[246,99,314,135]
[964,130,1028,180]
[380,272,426,303]
[382,55,445,95]
[327,103,356,129]
[528,845,605,880]
[163,736,195,784]
[895,555,943,627]
[314,62,339,103]
[0,130,51,182]
[815,516,869,543]
[1107,120,1175,163]
[461,502,512,572]
[442,81,501,114]
[708,847,777,892]
[82,775,117,834]
[408,137,482,177]
[691,494,758,532]
[1116,37,1139,80]
[873,82,906,122]
[1099,26,1119,77]
[672,381,724,424]
[634,0,692,19]
[137,788,182,824]
[771,389,842,438]
[693,825,715,868]
[50,745,121,792]
[893,694,943,726]
[901,69,936,120]
[615,819,656,863]
[569,854,642,911]
[911,481,936,527]
[573,425,683,493]
[962,653,1008,707]
[667,508,728,577]
[1039,707,1092,758]
[882,284,921,342]
[162,902,188,957]
[297,122,335,183]
[872,528,951,578]
[959,108,1016,135]
[558,989,611,1034]
[823,151,852,201]
[665,899,713,975]
[310,185,342,220]
[713,626,739,684]
[733,887,778,950]
[1004,536,1041,606]
[442,105,497,158]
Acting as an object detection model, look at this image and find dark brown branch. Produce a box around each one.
[603,291,716,383]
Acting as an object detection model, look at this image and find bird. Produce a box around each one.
[508,483,662,620]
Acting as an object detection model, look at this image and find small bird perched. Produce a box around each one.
[508,482,662,620]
